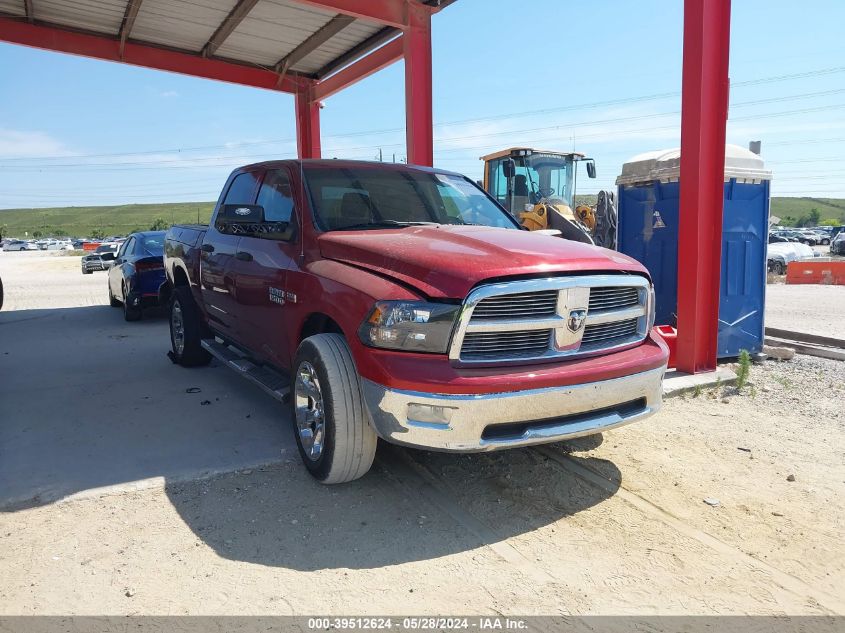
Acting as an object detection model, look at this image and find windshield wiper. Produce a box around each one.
[332,220,438,231]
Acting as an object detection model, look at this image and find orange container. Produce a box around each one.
[654,325,677,369]
[786,260,845,285]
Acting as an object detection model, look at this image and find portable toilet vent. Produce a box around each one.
[616,144,772,358]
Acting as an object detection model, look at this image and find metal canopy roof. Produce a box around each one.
[0,0,447,87]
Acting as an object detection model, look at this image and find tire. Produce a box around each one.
[292,334,377,484]
[169,285,212,367]
[822,238,830,246]
[108,284,121,307]
[82,268,92,275]
[123,285,142,322]
[774,261,786,275]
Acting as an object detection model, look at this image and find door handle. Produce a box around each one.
[235,251,253,262]
[201,243,215,253]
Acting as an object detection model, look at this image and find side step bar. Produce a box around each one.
[201,338,291,403]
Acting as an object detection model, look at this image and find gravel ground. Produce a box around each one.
[0,251,843,616]
[765,284,845,339]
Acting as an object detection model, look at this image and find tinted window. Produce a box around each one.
[257,169,295,223]
[304,167,519,231]
[223,172,259,206]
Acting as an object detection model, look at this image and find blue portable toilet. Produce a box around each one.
[616,145,772,358]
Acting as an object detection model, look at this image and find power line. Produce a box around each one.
[4,65,845,163]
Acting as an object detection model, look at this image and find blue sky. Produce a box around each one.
[1,0,844,208]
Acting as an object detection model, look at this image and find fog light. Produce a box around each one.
[407,403,457,426]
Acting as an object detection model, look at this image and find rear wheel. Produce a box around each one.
[123,285,142,322]
[292,334,377,484]
[169,285,212,367]
[82,267,92,275]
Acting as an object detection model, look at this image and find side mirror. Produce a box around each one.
[502,159,516,178]
[586,160,597,179]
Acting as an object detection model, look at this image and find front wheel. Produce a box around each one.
[292,334,377,484]
[108,284,121,307]
[169,286,212,367]
[821,238,830,245]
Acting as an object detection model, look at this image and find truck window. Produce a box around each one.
[223,172,259,206]
[257,169,295,224]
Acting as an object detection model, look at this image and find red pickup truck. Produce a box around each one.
[163,160,667,483]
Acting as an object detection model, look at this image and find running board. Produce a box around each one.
[201,339,291,403]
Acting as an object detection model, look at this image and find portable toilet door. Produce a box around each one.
[616,145,772,358]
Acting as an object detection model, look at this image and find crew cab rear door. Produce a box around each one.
[231,167,298,367]
[200,170,260,343]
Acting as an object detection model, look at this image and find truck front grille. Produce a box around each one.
[449,275,652,366]
[461,330,553,360]
[581,318,639,347]
[588,286,640,312]
[472,290,558,319]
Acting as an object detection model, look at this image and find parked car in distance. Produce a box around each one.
[831,231,845,256]
[163,160,668,484]
[3,240,28,251]
[768,233,795,244]
[81,243,119,274]
[107,231,167,321]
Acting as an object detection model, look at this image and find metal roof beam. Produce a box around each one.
[291,0,405,29]
[313,34,403,100]
[315,25,396,79]
[0,16,305,93]
[23,0,33,22]
[202,0,260,58]
[275,13,354,74]
[118,0,142,58]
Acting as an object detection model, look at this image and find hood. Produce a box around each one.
[317,225,647,298]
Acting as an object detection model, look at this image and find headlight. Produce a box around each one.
[358,301,460,353]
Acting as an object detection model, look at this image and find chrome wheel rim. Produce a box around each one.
[294,361,325,461]
[171,301,185,355]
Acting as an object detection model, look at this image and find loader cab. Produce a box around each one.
[481,148,594,214]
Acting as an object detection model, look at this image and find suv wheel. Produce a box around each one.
[292,334,377,484]
[169,286,212,367]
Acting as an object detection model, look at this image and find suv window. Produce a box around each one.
[257,169,295,224]
[223,172,259,206]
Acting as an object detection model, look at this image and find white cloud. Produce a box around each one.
[0,128,73,158]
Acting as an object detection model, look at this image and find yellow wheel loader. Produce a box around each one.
[480,147,617,248]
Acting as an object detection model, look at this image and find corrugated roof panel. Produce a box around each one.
[131,0,239,53]
[0,1,26,17]
[31,0,125,36]
[214,0,337,68]
[292,20,385,73]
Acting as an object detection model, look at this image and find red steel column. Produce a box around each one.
[403,1,433,166]
[675,0,732,374]
[295,80,321,159]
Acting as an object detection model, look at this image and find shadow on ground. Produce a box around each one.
[2,304,621,571]
[0,305,289,511]
[162,440,619,571]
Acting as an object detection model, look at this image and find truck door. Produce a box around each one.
[232,167,298,367]
[200,171,259,343]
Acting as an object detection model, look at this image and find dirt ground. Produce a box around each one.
[0,251,843,615]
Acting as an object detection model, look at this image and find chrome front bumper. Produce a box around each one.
[361,365,666,452]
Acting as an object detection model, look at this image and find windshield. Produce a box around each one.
[95,245,116,253]
[303,167,519,231]
[522,154,575,207]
